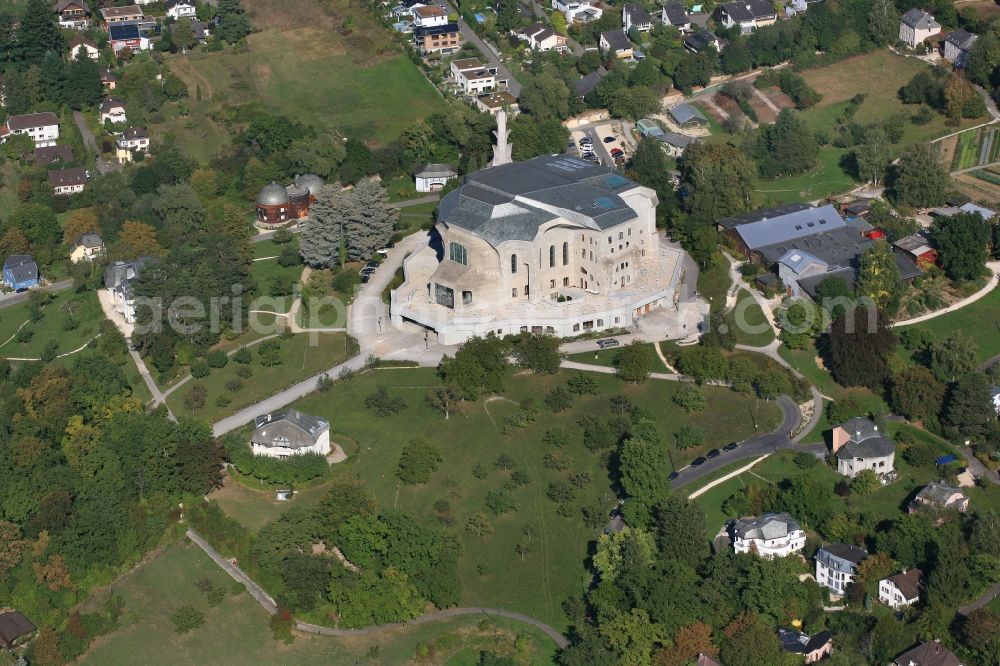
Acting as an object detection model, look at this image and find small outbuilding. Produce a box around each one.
[415,163,457,193]
[668,102,708,128]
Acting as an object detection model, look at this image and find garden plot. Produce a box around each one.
[951,127,1000,171]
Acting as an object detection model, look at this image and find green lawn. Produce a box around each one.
[250,240,302,306]
[754,147,856,205]
[697,254,732,309]
[564,342,672,373]
[729,289,775,347]
[165,332,354,423]
[396,201,439,233]
[79,541,556,665]
[208,475,339,533]
[897,285,1000,362]
[166,22,445,145]
[0,290,104,359]
[247,367,780,630]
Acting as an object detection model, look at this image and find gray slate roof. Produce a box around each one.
[778,629,833,655]
[669,102,707,125]
[816,543,868,573]
[33,144,73,166]
[945,28,978,51]
[103,257,155,289]
[623,3,651,25]
[100,98,126,114]
[662,0,688,25]
[684,28,719,52]
[416,163,457,178]
[777,248,826,275]
[252,409,329,450]
[736,204,848,251]
[656,131,695,149]
[438,155,642,247]
[48,167,88,188]
[913,481,966,508]
[575,67,607,96]
[3,256,38,283]
[601,28,631,52]
[901,8,940,30]
[719,1,753,21]
[74,233,103,249]
[835,416,894,459]
[734,512,800,540]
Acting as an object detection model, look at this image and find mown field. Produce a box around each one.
[0,289,104,359]
[164,0,445,149]
[236,366,781,630]
[79,542,557,665]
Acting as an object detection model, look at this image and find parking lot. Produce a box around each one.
[568,123,630,167]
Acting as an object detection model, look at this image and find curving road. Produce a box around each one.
[186,529,568,648]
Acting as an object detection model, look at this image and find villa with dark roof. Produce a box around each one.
[252,409,331,458]
[943,29,978,67]
[715,0,776,34]
[831,416,895,478]
[879,568,922,609]
[391,118,688,345]
[731,512,806,558]
[815,543,868,594]
[899,8,941,49]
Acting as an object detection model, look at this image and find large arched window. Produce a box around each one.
[511,254,518,274]
[562,242,569,266]
[549,245,555,268]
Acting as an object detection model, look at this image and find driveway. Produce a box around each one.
[73,110,116,175]
[441,0,522,97]
[0,279,72,311]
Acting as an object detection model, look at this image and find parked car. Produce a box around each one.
[668,471,679,481]
[360,274,370,283]
[603,136,615,143]
[691,456,707,466]
[610,147,624,158]
[707,448,721,459]
[596,338,620,349]
[360,267,376,276]
[724,442,739,452]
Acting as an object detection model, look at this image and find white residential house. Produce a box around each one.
[100,98,127,125]
[0,112,60,147]
[54,0,91,29]
[164,0,196,19]
[831,416,895,479]
[48,167,88,195]
[991,386,1000,414]
[251,410,331,458]
[68,34,100,60]
[415,163,457,192]
[411,4,449,27]
[511,22,567,51]
[116,127,149,163]
[661,1,691,32]
[815,544,868,595]
[450,58,501,94]
[943,29,978,68]
[879,569,922,610]
[103,258,156,324]
[70,233,105,263]
[715,0,777,34]
[899,8,941,49]
[622,4,651,33]
[551,0,602,23]
[732,512,806,558]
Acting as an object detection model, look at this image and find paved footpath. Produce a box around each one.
[186,529,569,648]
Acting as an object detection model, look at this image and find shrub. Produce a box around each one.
[794,451,819,469]
[332,269,359,294]
[545,386,573,412]
[851,469,880,496]
[673,425,704,449]
[170,605,205,634]
[543,426,569,448]
[191,357,209,378]
[184,383,207,410]
[272,228,293,244]
[672,385,707,413]
[225,378,244,393]
[485,489,518,515]
[495,453,515,470]
[546,480,576,504]
[258,339,283,366]
[364,385,407,416]
[233,346,252,364]
[510,470,532,486]
[567,372,598,395]
[466,513,493,536]
[215,394,231,407]
[277,245,300,267]
[236,365,253,379]
[224,436,329,485]
[903,442,937,467]
[40,340,58,363]
[543,451,572,471]
[207,349,228,368]
[396,437,442,484]
[15,327,32,344]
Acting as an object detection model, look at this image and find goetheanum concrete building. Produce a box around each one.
[390,122,686,344]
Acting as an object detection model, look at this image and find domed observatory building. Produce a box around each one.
[255,174,324,227]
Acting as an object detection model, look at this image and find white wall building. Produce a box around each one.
[879,569,922,610]
[116,127,149,163]
[715,0,777,34]
[415,163,457,192]
[100,99,128,125]
[391,117,684,346]
[0,112,60,147]
[732,512,806,558]
[251,410,331,458]
[49,167,88,195]
[943,29,978,68]
[551,0,602,23]
[450,58,501,94]
[622,3,652,32]
[815,544,868,595]
[899,8,941,49]
[511,22,568,51]
[832,417,895,478]
[411,4,449,27]
[165,0,196,19]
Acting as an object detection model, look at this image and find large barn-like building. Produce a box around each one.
[255,174,324,227]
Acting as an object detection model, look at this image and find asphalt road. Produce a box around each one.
[441,0,522,97]
[0,279,72,311]
[669,395,814,490]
